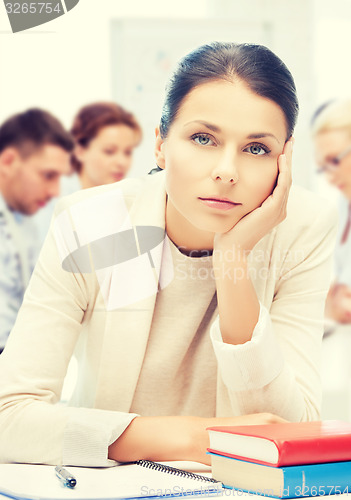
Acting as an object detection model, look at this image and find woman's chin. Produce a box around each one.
[199,218,242,235]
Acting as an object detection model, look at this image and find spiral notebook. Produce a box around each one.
[0,460,222,500]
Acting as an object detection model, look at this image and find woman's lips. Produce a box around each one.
[198,197,241,211]
[112,172,124,181]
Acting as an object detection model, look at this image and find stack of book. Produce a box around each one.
[207,420,351,498]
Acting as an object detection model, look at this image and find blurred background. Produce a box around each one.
[2,0,351,194]
[1,0,351,419]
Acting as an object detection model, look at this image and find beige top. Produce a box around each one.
[130,239,217,417]
[0,172,337,467]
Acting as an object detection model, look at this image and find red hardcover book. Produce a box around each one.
[207,420,351,467]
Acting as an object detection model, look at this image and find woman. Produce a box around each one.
[312,100,351,325]
[70,101,142,189]
[34,102,142,245]
[0,42,336,467]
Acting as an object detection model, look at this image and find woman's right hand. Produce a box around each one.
[108,413,287,465]
[190,413,287,465]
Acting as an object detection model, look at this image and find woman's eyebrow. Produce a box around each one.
[247,133,280,144]
[184,120,221,132]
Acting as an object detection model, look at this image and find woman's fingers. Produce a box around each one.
[216,138,294,253]
[269,138,293,218]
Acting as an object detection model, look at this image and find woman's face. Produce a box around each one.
[314,129,351,200]
[156,79,287,250]
[77,124,140,188]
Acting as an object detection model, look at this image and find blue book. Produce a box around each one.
[210,451,351,498]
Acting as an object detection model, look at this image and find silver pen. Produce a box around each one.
[55,465,77,488]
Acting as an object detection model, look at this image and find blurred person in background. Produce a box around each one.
[312,100,351,327]
[0,108,73,353]
[34,102,142,246]
[69,101,142,190]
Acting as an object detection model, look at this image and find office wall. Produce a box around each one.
[0,0,211,126]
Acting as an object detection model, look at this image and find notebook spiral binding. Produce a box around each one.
[136,460,219,483]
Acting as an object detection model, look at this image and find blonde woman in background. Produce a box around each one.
[312,100,351,326]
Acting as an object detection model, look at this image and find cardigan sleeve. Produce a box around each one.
[210,199,337,422]
[0,202,138,466]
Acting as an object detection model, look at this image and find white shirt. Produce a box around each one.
[33,173,82,247]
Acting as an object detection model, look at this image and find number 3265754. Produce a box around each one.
[5,3,62,14]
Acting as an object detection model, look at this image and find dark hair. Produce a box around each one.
[160,42,299,139]
[0,108,74,156]
[70,102,142,172]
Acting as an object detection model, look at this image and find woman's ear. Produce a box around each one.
[154,127,166,170]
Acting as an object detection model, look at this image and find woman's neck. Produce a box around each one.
[165,199,214,256]
[79,171,96,190]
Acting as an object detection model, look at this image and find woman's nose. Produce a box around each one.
[211,151,239,184]
[114,152,131,168]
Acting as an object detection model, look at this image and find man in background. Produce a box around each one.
[0,108,74,353]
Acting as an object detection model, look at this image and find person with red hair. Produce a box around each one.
[34,102,142,243]
[70,101,142,189]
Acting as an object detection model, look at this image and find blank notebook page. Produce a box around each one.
[0,462,221,500]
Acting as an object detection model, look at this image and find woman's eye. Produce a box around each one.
[192,134,214,146]
[245,144,270,156]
